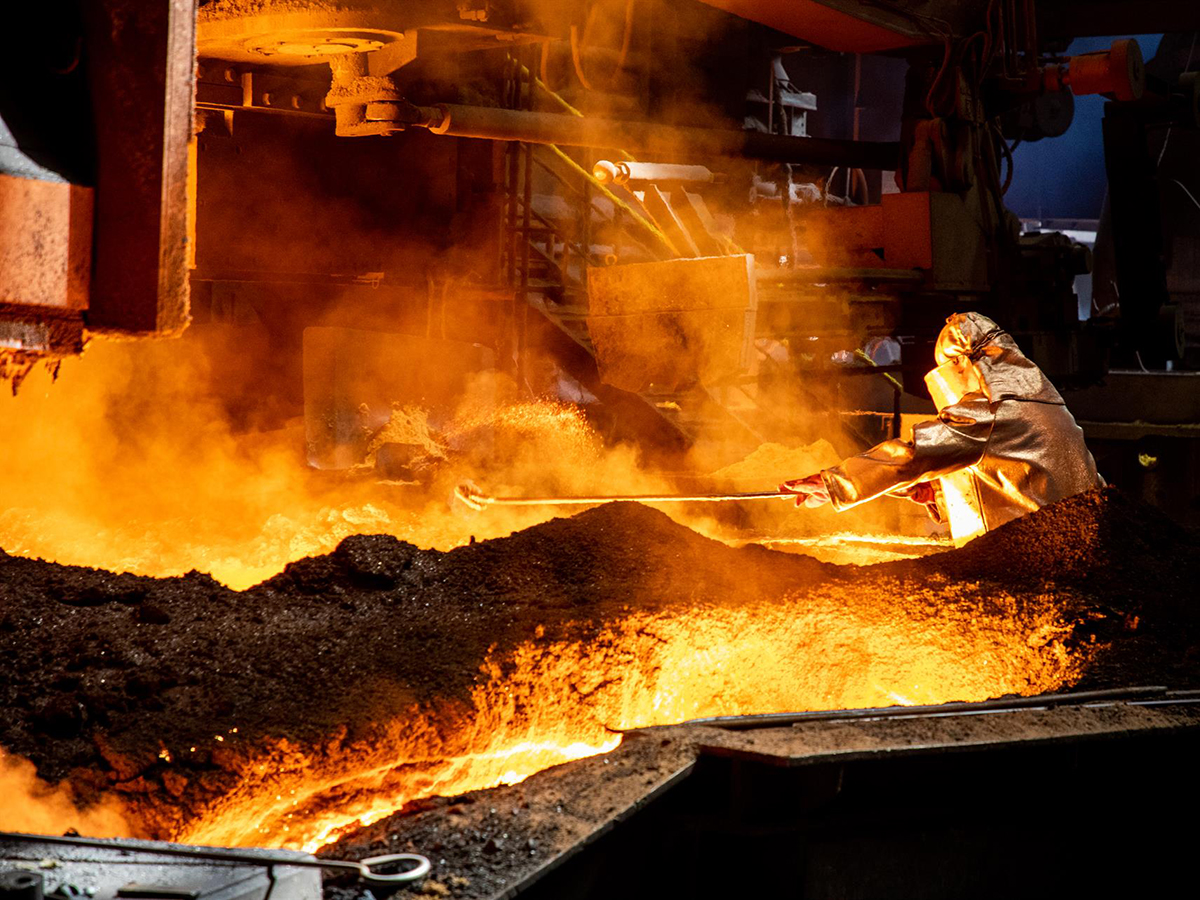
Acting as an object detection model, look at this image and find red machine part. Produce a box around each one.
[804,192,934,270]
[1043,38,1146,102]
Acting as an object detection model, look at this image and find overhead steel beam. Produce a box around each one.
[695,0,936,52]
[81,0,194,334]
[411,103,901,169]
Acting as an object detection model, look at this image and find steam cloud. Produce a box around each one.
[0,751,135,838]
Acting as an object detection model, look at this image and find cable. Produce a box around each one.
[615,0,636,71]
[48,37,82,75]
[1157,31,1197,166]
[824,166,839,206]
[539,39,553,90]
[570,24,596,91]
[1170,177,1200,214]
[980,0,1001,76]
[924,35,955,117]
[571,1,636,93]
[960,29,989,89]
[851,167,869,205]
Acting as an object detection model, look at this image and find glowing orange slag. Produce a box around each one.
[152,585,1081,851]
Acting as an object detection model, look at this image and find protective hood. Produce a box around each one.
[924,312,1064,409]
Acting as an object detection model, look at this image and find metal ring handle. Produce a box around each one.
[357,854,432,885]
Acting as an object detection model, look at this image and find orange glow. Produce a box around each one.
[0,337,1088,851]
[761,531,951,564]
[0,338,924,587]
[133,588,1082,852]
[0,339,682,589]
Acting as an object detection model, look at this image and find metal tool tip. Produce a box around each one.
[454,481,487,511]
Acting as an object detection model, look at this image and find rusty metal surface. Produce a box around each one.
[195,65,334,121]
[0,835,320,900]
[585,255,757,393]
[0,303,85,355]
[195,0,541,68]
[0,174,91,312]
[693,696,1200,767]
[326,696,1200,900]
[81,0,194,334]
[197,2,408,67]
[694,0,979,52]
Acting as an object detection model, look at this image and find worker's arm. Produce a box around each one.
[821,397,995,511]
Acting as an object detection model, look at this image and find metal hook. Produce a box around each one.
[356,854,432,886]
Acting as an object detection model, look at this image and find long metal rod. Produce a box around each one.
[680,685,1172,731]
[460,488,792,508]
[594,160,716,186]
[421,104,900,169]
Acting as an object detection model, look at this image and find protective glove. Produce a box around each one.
[888,481,943,523]
[778,473,831,509]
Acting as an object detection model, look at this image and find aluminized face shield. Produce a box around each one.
[924,356,984,411]
[933,314,1007,367]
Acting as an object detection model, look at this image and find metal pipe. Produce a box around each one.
[421,104,899,169]
[517,55,534,386]
[593,159,716,185]
[679,685,1172,731]
[757,266,924,284]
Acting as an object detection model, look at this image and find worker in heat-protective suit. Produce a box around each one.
[779,312,1105,545]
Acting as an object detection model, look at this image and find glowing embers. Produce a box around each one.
[174,723,618,854]
[761,531,952,565]
[167,584,1083,852]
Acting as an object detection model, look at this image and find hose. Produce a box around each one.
[570,24,596,91]
[571,0,637,92]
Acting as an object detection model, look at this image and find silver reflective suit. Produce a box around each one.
[820,313,1105,544]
